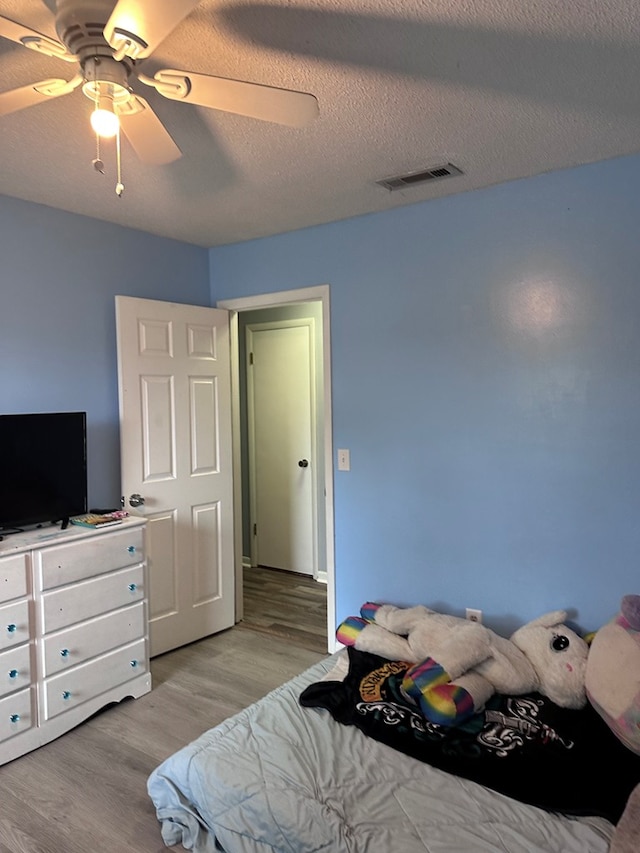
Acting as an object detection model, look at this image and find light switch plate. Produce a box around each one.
[337,449,350,471]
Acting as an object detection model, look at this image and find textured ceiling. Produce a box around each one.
[1,0,640,247]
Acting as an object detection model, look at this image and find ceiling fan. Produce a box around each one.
[0,0,319,180]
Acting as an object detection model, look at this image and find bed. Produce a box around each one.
[147,648,639,852]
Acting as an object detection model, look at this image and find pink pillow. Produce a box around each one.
[585,595,640,755]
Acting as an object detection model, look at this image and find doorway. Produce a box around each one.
[218,286,335,652]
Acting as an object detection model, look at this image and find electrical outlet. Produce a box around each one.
[465,607,483,624]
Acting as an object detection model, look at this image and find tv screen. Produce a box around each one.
[0,412,88,532]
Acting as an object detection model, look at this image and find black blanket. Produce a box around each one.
[300,647,640,824]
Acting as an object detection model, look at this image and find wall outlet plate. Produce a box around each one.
[465,607,482,623]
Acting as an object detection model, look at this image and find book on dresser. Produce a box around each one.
[70,512,127,529]
[0,516,150,765]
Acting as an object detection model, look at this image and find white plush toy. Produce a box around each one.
[336,602,588,727]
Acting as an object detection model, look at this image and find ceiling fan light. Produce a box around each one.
[91,95,119,138]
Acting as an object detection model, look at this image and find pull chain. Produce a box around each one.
[88,86,124,194]
[115,124,124,197]
[92,89,105,174]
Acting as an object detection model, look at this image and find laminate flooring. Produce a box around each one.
[241,565,328,655]
[0,568,329,853]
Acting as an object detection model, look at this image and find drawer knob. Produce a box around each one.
[127,545,136,554]
[8,669,18,679]
[60,649,70,658]
[62,690,72,701]
[7,624,17,633]
[130,659,138,668]
[9,713,20,723]
[128,582,137,592]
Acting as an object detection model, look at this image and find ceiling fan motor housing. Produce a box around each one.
[51,1,134,104]
[53,0,120,56]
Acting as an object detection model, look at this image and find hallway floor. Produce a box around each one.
[242,565,328,655]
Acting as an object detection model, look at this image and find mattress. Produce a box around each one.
[147,653,614,853]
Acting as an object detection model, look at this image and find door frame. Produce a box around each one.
[217,285,335,653]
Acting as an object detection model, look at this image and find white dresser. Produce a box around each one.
[0,517,150,765]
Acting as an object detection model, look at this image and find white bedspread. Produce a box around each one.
[147,654,614,853]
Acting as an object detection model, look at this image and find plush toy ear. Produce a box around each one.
[525,610,568,629]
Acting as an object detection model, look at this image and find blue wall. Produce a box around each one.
[209,153,640,636]
[2,152,638,638]
[0,196,210,511]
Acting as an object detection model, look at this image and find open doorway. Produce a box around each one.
[218,286,335,654]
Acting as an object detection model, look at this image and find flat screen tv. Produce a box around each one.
[0,412,88,533]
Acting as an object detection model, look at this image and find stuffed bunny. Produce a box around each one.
[337,602,588,727]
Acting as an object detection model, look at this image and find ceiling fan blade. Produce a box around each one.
[117,96,182,165]
[0,14,74,61]
[104,0,201,60]
[0,79,73,117]
[153,70,319,127]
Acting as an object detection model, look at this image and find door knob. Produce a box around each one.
[129,493,145,507]
[298,459,309,468]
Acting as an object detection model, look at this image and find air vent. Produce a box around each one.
[376,163,463,191]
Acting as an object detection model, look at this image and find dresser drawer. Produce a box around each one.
[0,599,30,652]
[0,688,33,742]
[43,638,147,720]
[39,527,144,589]
[0,554,27,604]
[41,565,144,634]
[43,601,145,677]
[0,643,31,698]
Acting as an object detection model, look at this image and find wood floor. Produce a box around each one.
[241,565,328,654]
[0,568,328,853]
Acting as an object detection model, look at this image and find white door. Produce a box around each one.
[115,296,235,657]
[246,320,316,575]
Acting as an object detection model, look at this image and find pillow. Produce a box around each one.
[585,594,640,755]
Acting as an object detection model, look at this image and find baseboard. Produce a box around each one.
[244,558,327,584]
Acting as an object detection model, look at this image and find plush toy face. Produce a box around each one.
[510,610,589,709]
[586,594,640,755]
